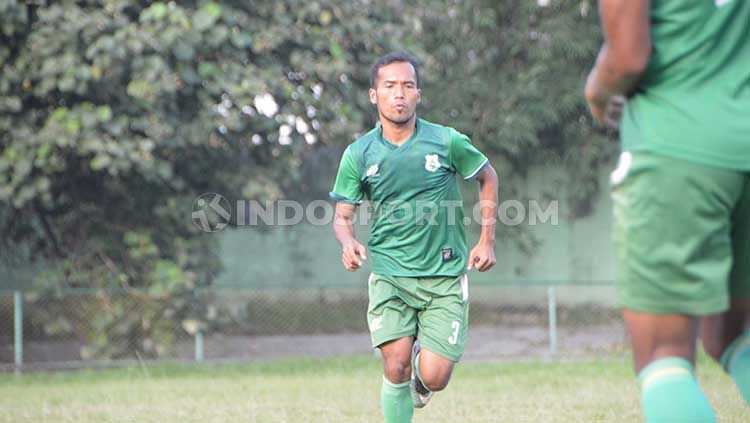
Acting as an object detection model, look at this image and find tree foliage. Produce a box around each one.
[414,0,612,220]
[0,0,610,358]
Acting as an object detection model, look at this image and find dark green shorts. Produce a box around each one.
[611,152,750,315]
[367,273,469,362]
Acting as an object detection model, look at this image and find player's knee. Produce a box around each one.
[421,375,449,392]
[383,360,411,384]
[424,379,449,392]
[419,370,451,392]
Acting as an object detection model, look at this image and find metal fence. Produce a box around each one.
[0,281,627,372]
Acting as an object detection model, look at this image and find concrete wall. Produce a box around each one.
[1,161,619,306]
[215,162,618,305]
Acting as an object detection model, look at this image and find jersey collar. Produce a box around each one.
[378,118,421,151]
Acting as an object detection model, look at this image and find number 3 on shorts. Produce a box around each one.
[448,320,460,345]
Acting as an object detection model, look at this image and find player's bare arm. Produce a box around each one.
[468,165,498,272]
[585,0,651,128]
[334,202,367,272]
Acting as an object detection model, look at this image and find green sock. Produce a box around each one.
[381,376,413,423]
[720,329,750,405]
[637,357,716,423]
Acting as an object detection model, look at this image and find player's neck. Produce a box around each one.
[379,115,417,146]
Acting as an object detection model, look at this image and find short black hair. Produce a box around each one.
[370,52,420,88]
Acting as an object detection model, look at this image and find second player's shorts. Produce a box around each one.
[367,273,469,362]
[611,151,750,315]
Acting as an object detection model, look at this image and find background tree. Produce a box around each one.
[0,0,610,358]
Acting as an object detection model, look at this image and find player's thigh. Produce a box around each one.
[623,309,698,371]
[611,152,745,315]
[367,273,419,349]
[417,274,469,363]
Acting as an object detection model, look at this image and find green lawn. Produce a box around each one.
[0,355,746,422]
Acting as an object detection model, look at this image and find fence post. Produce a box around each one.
[195,331,204,363]
[14,290,23,374]
[547,286,557,355]
[194,289,204,363]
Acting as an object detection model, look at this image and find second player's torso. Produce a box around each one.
[621,0,750,170]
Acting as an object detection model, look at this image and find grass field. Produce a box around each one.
[0,354,747,422]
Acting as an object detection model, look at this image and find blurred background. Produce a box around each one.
[0,0,623,370]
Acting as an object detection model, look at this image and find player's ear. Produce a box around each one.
[416,88,421,103]
[368,88,377,105]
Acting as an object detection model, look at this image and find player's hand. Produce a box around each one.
[467,242,495,272]
[585,81,625,130]
[341,240,367,272]
[602,95,625,130]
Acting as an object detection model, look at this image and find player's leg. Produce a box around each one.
[416,346,454,392]
[622,310,716,421]
[701,178,750,404]
[699,302,748,363]
[379,337,416,423]
[611,152,745,422]
[368,273,419,423]
[412,273,469,406]
[700,302,750,404]
[381,336,415,383]
[623,311,698,371]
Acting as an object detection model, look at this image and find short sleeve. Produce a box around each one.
[449,128,489,179]
[329,146,363,204]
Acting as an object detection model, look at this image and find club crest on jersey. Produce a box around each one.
[424,154,441,172]
[366,164,379,177]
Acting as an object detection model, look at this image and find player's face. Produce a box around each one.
[369,62,421,125]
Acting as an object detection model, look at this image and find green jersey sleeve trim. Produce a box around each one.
[463,158,489,180]
[448,128,489,179]
[330,146,363,204]
[329,192,362,204]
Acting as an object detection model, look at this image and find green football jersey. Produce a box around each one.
[620,0,750,170]
[330,118,488,277]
